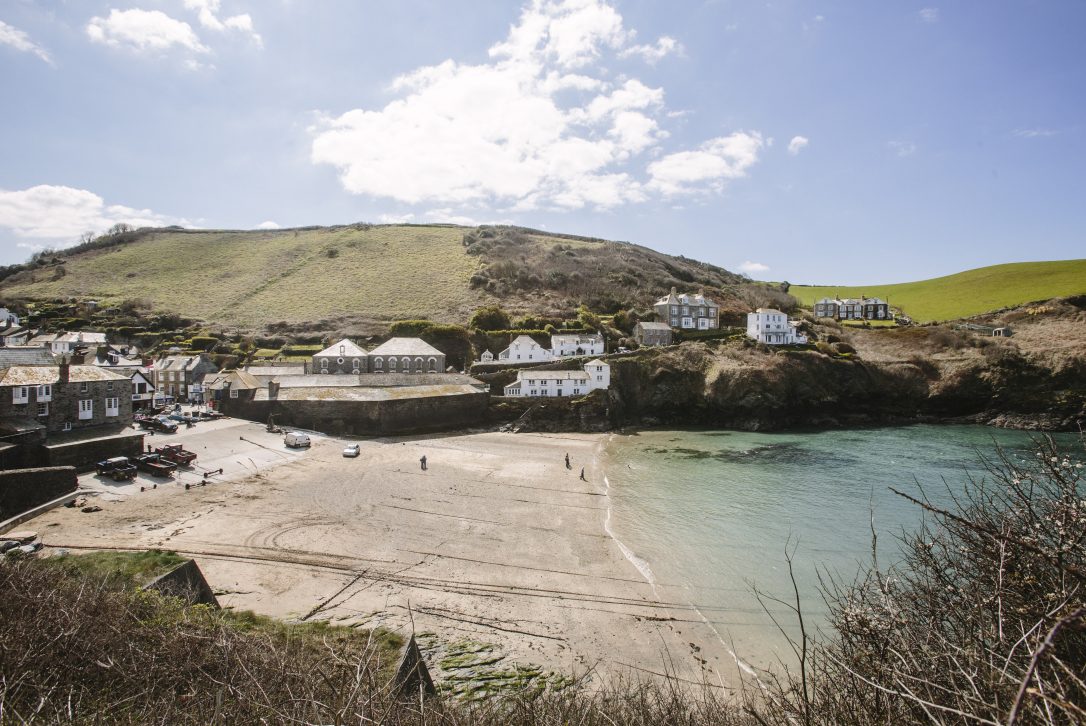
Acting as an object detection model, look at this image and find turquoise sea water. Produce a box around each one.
[602,425,1080,671]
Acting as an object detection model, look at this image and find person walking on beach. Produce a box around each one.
[420,455,427,471]
[579,467,586,481]
[565,452,571,469]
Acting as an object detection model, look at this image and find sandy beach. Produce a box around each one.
[32,419,739,690]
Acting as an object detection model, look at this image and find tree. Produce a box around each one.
[468,306,511,332]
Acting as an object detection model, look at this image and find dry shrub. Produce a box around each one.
[755,435,1086,726]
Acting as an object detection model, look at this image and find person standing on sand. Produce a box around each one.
[420,455,427,471]
[579,467,586,481]
[565,453,570,469]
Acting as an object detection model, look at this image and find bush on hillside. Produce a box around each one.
[469,306,512,332]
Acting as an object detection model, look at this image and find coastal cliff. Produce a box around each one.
[505,297,1086,433]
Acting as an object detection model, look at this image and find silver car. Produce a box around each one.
[342,443,360,458]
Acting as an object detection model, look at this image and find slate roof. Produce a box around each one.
[654,289,715,307]
[157,355,210,372]
[367,337,444,357]
[54,331,107,345]
[314,339,368,358]
[551,333,603,344]
[0,365,129,386]
[636,322,672,331]
[515,370,591,381]
[0,348,56,367]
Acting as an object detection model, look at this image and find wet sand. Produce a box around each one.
[34,423,739,689]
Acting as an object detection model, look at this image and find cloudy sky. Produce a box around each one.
[1,1,1082,284]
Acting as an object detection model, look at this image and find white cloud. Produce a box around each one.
[919,8,939,23]
[787,135,809,155]
[377,213,415,224]
[255,220,280,229]
[183,0,263,47]
[619,35,682,64]
[647,132,764,195]
[888,140,917,158]
[738,260,769,274]
[0,20,53,65]
[311,0,762,213]
[86,9,209,55]
[0,185,184,242]
[1013,128,1058,138]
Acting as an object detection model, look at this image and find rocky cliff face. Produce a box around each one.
[604,335,1085,432]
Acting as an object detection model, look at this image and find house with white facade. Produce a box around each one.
[551,333,605,358]
[746,309,808,345]
[503,359,610,398]
[0,324,30,347]
[50,331,108,355]
[498,335,553,363]
[479,350,494,362]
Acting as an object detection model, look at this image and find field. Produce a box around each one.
[792,259,1086,322]
[0,225,483,329]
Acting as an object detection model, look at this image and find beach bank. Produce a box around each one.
[32,426,739,691]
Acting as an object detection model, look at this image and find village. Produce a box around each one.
[0,290,911,482]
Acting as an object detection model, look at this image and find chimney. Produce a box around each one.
[670,286,677,295]
[59,356,70,383]
[268,380,280,398]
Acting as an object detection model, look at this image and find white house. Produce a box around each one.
[503,359,610,398]
[0,308,20,326]
[498,335,553,363]
[746,309,808,345]
[479,350,494,362]
[50,331,108,355]
[551,333,604,358]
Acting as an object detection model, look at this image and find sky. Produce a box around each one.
[0,0,1083,285]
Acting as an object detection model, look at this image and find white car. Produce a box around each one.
[343,444,360,458]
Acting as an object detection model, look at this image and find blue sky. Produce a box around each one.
[0,0,1082,284]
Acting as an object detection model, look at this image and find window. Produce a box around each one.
[105,397,119,417]
[401,357,410,372]
[79,382,89,393]
[37,384,52,401]
[106,382,113,392]
[37,402,48,417]
[374,357,384,370]
[530,389,537,396]
[597,375,603,381]
[78,399,93,420]
[230,388,239,398]
[63,422,71,431]
[388,358,397,371]
[352,358,360,373]
[337,357,344,365]
[321,358,329,370]
[573,389,580,395]
[13,386,28,404]
[428,357,437,372]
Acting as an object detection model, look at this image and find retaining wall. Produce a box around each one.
[0,466,78,521]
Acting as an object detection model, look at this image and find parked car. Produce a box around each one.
[343,444,360,458]
[284,432,311,449]
[133,453,177,477]
[139,415,178,433]
[96,456,137,481]
[167,413,196,424]
[155,444,197,466]
[192,410,225,420]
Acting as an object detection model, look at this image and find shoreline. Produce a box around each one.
[31,421,741,693]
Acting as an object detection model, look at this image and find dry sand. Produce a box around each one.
[34,420,741,690]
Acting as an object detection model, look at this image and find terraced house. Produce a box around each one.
[653,288,720,330]
[814,296,891,320]
[503,359,610,398]
[0,362,132,434]
[153,353,218,404]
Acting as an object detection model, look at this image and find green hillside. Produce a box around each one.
[792,259,1086,322]
[0,224,744,331]
[1,226,480,329]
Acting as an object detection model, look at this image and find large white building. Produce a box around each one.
[498,335,553,362]
[503,359,610,398]
[746,309,808,345]
[551,333,605,358]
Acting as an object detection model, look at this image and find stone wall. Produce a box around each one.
[0,466,78,521]
[40,431,145,471]
[221,391,489,436]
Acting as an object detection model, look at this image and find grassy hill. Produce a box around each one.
[792,259,1086,322]
[0,224,744,331]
